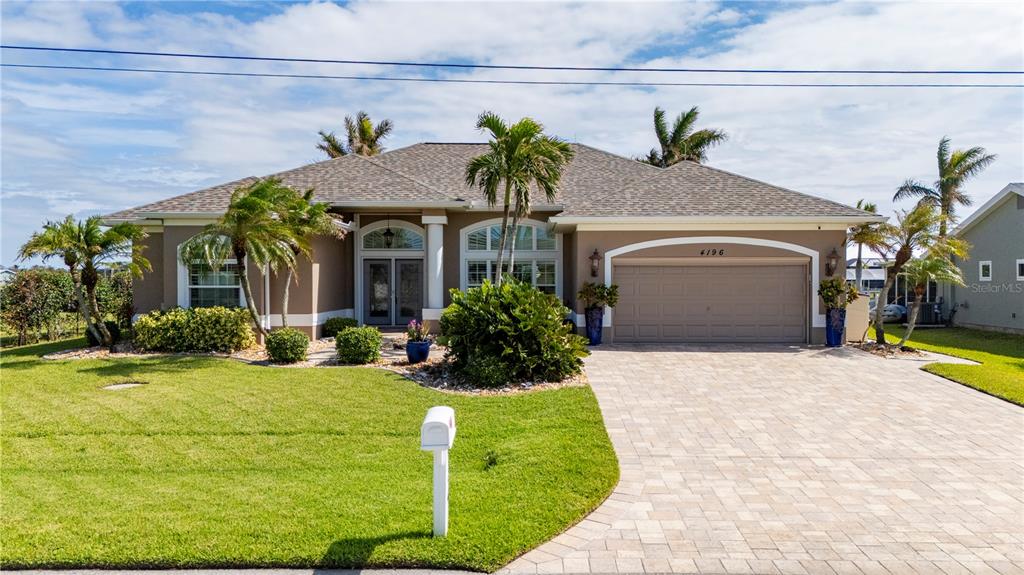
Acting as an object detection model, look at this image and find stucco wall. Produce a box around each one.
[132,231,164,315]
[948,196,1024,333]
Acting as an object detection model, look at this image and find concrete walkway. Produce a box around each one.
[501,345,1024,575]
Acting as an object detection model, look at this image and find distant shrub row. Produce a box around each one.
[133,307,255,352]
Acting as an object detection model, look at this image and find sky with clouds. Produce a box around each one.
[2,0,1022,266]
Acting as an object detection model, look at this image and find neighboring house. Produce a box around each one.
[103,143,880,344]
[0,266,17,286]
[942,183,1024,334]
[845,257,887,294]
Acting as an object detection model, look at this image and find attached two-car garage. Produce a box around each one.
[612,263,808,343]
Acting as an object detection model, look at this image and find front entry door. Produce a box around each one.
[362,258,423,325]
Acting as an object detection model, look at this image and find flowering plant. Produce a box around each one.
[406,319,430,342]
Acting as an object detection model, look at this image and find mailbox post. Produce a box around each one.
[420,406,456,537]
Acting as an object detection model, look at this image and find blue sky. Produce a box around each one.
[2,0,1022,266]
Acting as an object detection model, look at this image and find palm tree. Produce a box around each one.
[847,200,886,290]
[316,111,394,158]
[640,106,727,167]
[871,204,966,346]
[278,188,346,328]
[896,254,966,348]
[179,179,298,337]
[465,112,575,284]
[77,218,151,346]
[893,136,996,236]
[18,215,99,343]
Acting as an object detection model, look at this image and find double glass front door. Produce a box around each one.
[363,258,423,326]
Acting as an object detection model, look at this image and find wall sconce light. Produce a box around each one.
[382,214,395,249]
[589,249,601,277]
[825,247,840,277]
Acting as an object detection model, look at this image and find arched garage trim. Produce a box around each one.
[603,236,823,329]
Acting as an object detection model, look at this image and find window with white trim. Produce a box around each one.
[979,260,992,282]
[463,222,559,294]
[1016,258,1024,281]
[362,227,423,250]
[188,261,243,308]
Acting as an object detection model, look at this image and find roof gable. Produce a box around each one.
[953,183,1024,236]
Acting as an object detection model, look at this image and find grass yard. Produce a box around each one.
[0,339,618,571]
[870,326,1024,406]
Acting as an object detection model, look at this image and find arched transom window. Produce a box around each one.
[362,227,424,250]
[462,220,560,295]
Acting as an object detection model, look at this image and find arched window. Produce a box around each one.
[362,227,423,250]
[461,220,560,295]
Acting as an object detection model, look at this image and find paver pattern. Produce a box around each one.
[501,345,1024,575]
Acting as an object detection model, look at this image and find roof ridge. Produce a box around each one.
[572,143,663,172]
[354,154,460,202]
[109,175,258,217]
[668,160,874,216]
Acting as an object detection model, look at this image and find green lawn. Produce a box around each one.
[0,339,618,571]
[870,326,1024,406]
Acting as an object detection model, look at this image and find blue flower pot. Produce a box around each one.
[406,340,431,364]
[825,308,846,347]
[585,307,604,346]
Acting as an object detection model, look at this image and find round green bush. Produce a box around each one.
[322,316,358,338]
[335,326,382,364]
[440,279,589,387]
[266,328,309,364]
[463,354,511,388]
[133,307,255,352]
[86,321,121,347]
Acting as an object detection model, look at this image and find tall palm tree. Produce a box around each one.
[18,215,99,343]
[278,188,346,328]
[640,106,727,167]
[77,218,151,346]
[316,111,394,158]
[893,136,996,236]
[847,200,886,290]
[897,254,966,348]
[179,179,298,337]
[465,112,575,285]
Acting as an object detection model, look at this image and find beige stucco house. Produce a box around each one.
[104,143,881,344]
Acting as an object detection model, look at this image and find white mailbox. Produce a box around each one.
[421,405,456,450]
[421,405,456,537]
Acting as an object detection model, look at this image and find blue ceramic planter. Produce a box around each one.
[585,307,604,346]
[406,340,431,364]
[825,308,846,347]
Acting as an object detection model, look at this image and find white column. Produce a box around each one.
[423,216,447,314]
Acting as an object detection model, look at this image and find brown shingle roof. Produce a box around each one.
[104,143,872,221]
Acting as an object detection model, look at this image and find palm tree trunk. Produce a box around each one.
[85,283,112,346]
[507,211,522,280]
[855,243,864,289]
[494,182,512,286]
[874,273,897,345]
[282,267,293,329]
[68,267,99,343]
[898,291,924,348]
[236,249,267,336]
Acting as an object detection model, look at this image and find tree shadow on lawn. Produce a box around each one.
[318,530,432,570]
[70,355,220,377]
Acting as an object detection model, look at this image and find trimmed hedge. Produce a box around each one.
[322,317,358,338]
[134,307,255,352]
[86,321,121,347]
[440,279,589,387]
[336,326,382,364]
[266,328,309,364]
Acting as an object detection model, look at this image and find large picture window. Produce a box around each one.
[462,221,560,295]
[188,262,243,308]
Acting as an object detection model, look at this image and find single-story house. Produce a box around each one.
[104,143,882,344]
[941,183,1024,334]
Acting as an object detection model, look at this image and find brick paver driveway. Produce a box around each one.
[502,345,1024,575]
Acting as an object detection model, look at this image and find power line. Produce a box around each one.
[3,63,1021,88]
[2,44,1022,75]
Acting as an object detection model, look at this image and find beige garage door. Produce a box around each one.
[613,264,807,343]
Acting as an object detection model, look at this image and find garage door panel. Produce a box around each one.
[613,264,806,343]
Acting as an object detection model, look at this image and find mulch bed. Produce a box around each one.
[854,341,925,358]
[384,357,588,396]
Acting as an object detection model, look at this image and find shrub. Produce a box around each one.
[133,307,255,352]
[463,354,510,388]
[440,279,589,387]
[336,326,382,364]
[322,317,358,338]
[86,321,121,347]
[266,328,309,364]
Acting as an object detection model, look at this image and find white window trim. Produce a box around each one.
[354,219,427,325]
[459,218,562,297]
[176,248,246,309]
[1016,258,1024,281]
[361,219,425,251]
[979,260,992,282]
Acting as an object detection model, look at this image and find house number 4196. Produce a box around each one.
[699,249,725,256]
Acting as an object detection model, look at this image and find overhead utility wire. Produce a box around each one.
[4,64,1021,88]
[2,45,1021,75]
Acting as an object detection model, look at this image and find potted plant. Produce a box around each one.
[405,319,431,364]
[818,277,859,347]
[576,282,619,346]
